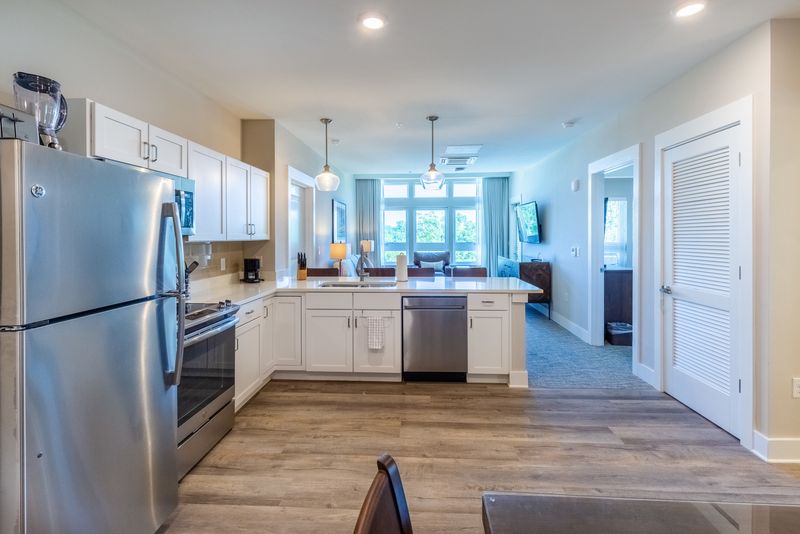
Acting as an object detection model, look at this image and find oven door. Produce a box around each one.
[177,316,237,443]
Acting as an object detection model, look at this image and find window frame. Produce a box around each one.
[379,179,482,266]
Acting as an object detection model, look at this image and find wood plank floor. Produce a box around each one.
[162,381,800,533]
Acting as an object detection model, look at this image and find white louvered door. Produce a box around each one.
[663,125,741,437]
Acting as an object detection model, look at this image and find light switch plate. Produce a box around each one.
[792,378,800,399]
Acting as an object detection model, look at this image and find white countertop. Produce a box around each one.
[189,274,542,306]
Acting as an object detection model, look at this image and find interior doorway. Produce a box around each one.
[587,145,643,381]
[287,166,316,271]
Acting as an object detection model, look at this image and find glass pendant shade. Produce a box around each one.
[315,118,340,192]
[420,115,445,190]
[315,164,340,191]
[420,163,445,190]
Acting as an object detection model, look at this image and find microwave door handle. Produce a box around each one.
[161,201,186,385]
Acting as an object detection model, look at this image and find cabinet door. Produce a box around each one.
[305,310,353,372]
[249,167,270,240]
[148,125,188,178]
[353,310,401,373]
[273,296,303,368]
[225,158,251,241]
[188,142,226,242]
[260,299,275,378]
[468,311,509,374]
[235,319,262,410]
[91,102,149,167]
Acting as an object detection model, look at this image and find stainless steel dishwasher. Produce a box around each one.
[402,296,468,381]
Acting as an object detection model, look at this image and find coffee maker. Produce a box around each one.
[243,258,262,283]
[12,72,68,150]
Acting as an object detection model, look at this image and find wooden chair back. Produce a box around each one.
[353,454,413,534]
[451,267,488,277]
[306,267,339,277]
[366,267,396,277]
[407,268,435,278]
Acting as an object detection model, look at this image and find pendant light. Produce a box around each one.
[420,115,445,190]
[315,118,340,191]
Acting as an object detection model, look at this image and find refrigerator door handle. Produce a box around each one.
[161,201,186,385]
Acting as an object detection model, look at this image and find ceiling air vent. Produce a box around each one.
[439,156,478,166]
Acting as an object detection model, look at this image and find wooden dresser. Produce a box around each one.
[519,261,552,318]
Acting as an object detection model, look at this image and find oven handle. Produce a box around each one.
[184,316,240,348]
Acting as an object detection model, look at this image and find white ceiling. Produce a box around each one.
[59,0,800,175]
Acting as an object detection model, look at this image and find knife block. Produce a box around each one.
[297,268,307,281]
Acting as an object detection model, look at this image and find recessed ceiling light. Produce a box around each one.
[674,2,706,18]
[359,13,386,30]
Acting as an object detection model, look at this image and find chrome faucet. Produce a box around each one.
[356,245,371,281]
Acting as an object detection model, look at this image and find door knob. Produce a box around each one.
[659,285,673,295]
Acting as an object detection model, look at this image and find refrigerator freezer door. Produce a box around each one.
[0,140,178,326]
[23,297,178,533]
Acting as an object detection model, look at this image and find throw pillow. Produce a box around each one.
[420,260,445,272]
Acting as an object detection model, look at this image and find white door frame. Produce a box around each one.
[288,166,316,272]
[654,96,754,448]
[587,144,644,380]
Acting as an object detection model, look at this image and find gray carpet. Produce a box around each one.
[526,305,651,389]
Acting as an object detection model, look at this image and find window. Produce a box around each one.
[383,210,408,264]
[603,198,628,267]
[379,180,482,265]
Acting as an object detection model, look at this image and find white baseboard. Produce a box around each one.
[272,371,402,382]
[549,309,591,344]
[752,431,800,463]
[508,370,529,388]
[633,361,660,390]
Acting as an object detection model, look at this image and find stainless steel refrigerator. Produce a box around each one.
[0,139,184,533]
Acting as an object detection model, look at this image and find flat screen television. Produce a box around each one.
[515,201,541,244]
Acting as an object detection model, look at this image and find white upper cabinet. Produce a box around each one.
[250,167,270,240]
[148,125,188,178]
[225,158,251,241]
[91,102,150,167]
[188,142,226,242]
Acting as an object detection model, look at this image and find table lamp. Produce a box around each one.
[330,242,348,276]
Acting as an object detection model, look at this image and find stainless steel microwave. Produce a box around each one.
[174,177,195,236]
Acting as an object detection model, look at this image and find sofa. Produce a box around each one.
[411,251,451,276]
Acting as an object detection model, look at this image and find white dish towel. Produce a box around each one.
[367,316,385,350]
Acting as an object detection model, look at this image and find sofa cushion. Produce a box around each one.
[420,260,445,272]
[413,251,450,267]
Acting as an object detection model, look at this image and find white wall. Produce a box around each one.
[0,0,240,157]
[511,22,774,428]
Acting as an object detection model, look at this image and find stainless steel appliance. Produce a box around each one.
[174,176,195,236]
[402,296,468,381]
[0,103,39,143]
[178,300,239,480]
[0,139,183,533]
[12,72,68,149]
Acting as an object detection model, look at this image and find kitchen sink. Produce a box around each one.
[318,281,397,288]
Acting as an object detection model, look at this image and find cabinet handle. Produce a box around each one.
[354,317,358,328]
[151,144,158,162]
[481,300,495,304]
[245,309,254,315]
[142,141,150,161]
[263,306,267,318]
[235,338,239,351]
[469,317,473,329]
[251,223,256,235]
[347,317,351,328]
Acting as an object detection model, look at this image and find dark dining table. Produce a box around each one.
[481,492,800,533]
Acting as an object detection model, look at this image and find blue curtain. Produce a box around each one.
[482,177,510,276]
[355,178,380,257]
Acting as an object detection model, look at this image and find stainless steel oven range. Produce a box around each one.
[177,300,239,479]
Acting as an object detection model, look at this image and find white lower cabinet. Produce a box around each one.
[273,296,303,368]
[234,317,262,410]
[305,309,353,372]
[260,298,275,378]
[353,310,401,373]
[467,311,509,374]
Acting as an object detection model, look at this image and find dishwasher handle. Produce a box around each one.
[403,305,465,310]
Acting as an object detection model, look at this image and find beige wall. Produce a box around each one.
[766,19,800,438]
[0,0,240,157]
[242,120,355,276]
[511,23,778,431]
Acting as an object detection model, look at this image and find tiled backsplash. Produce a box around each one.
[184,241,245,281]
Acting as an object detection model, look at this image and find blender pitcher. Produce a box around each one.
[13,72,68,150]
